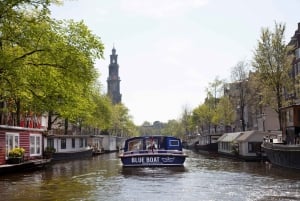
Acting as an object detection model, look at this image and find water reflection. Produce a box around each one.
[189,150,300,180]
[121,166,187,177]
[1,151,300,201]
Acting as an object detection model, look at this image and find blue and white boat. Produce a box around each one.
[119,135,187,167]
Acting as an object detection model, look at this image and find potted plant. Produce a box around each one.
[44,146,56,159]
[8,147,25,164]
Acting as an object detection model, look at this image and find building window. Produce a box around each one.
[47,138,54,148]
[296,48,300,59]
[128,139,143,151]
[30,134,42,156]
[6,133,19,157]
[72,138,75,148]
[297,63,300,75]
[287,109,294,123]
[61,138,66,149]
[248,142,253,152]
[80,138,84,148]
[248,142,261,153]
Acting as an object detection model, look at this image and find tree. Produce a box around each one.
[230,60,250,131]
[0,4,105,129]
[83,84,112,131]
[180,105,192,136]
[0,0,60,125]
[0,0,139,137]
[109,104,137,137]
[215,96,235,130]
[207,77,224,108]
[192,102,214,134]
[252,22,294,129]
[161,119,184,138]
[206,77,225,132]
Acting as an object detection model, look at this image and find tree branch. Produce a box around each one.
[12,49,46,63]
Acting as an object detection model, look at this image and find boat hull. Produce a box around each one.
[120,152,187,167]
[52,149,93,161]
[0,159,51,175]
[195,143,218,154]
[262,142,300,169]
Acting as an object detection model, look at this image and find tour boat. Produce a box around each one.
[119,135,187,167]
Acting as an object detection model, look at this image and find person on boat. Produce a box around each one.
[148,138,157,153]
[150,143,156,153]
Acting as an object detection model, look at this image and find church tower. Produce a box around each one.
[107,47,122,104]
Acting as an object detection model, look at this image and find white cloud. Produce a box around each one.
[120,0,208,19]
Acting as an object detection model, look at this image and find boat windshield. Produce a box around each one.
[128,139,143,151]
[145,138,159,150]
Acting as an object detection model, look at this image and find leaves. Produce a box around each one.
[0,0,133,135]
[252,22,294,129]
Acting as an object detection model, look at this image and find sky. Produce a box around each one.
[50,0,300,125]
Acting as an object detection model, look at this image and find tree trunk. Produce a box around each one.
[47,111,52,130]
[0,98,4,124]
[64,118,68,135]
[16,99,21,126]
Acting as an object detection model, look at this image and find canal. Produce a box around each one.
[1,150,300,201]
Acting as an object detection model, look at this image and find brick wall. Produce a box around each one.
[0,131,6,165]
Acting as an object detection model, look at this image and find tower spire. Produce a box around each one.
[107,46,122,104]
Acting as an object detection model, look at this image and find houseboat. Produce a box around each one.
[262,104,300,169]
[0,125,51,174]
[88,135,104,155]
[45,133,93,161]
[218,131,268,161]
[195,133,222,154]
[119,135,187,167]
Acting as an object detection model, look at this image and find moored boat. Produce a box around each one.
[195,134,221,154]
[262,141,300,169]
[261,104,300,169]
[119,135,187,167]
[52,148,93,161]
[45,134,93,161]
[218,131,268,161]
[0,159,51,175]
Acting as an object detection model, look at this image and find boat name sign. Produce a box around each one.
[131,156,160,164]
[131,156,176,164]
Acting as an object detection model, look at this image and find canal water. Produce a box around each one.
[1,150,300,201]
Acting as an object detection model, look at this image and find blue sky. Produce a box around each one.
[50,0,300,125]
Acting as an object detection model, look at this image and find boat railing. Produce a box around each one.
[262,141,300,150]
[123,149,184,155]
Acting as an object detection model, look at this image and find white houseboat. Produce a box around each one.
[217,131,268,161]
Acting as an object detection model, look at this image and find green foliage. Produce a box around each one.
[252,22,293,110]
[44,146,56,153]
[0,1,116,131]
[216,96,235,126]
[84,89,112,130]
[161,119,184,138]
[192,103,214,133]
[0,0,135,135]
[108,103,137,137]
[252,22,294,129]
[180,105,193,135]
